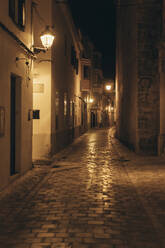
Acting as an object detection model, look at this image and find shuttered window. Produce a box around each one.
[9,0,26,30]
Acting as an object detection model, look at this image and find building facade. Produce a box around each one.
[91,51,104,128]
[32,0,86,160]
[0,0,107,191]
[116,0,164,155]
[0,0,33,190]
[80,35,93,129]
[80,36,108,129]
[102,79,115,128]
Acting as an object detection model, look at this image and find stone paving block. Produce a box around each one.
[44,237,63,242]
[13,244,31,248]
[37,233,55,238]
[56,233,69,238]
[31,243,51,248]
[24,239,43,244]
[32,229,48,233]
[18,233,36,239]
[88,221,104,225]
[94,233,110,239]
[83,237,96,243]
[75,233,92,238]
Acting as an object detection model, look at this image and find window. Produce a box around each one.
[84,66,90,79]
[76,59,79,75]
[70,45,79,74]
[64,35,67,56]
[81,103,84,126]
[71,45,75,66]
[94,72,98,83]
[69,100,74,127]
[70,100,72,117]
[55,92,59,130]
[9,0,26,29]
[64,93,67,116]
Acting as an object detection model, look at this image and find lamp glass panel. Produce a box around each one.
[40,34,54,48]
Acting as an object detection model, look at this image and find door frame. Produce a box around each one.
[10,74,21,175]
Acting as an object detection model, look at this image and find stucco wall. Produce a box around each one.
[51,2,82,153]
[32,1,83,157]
[0,0,33,189]
[32,0,52,160]
[32,62,51,159]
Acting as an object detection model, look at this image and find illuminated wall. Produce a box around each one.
[0,0,33,189]
[51,2,83,153]
[33,0,84,158]
[32,0,52,160]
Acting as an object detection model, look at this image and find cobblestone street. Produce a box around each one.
[1,128,165,248]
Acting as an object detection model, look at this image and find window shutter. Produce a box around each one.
[9,0,15,20]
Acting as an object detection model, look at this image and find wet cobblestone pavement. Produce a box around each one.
[0,128,165,248]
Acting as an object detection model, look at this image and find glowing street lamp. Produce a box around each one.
[40,26,55,49]
[105,84,111,91]
[33,26,55,54]
[31,3,55,53]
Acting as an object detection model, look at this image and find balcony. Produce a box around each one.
[80,58,91,66]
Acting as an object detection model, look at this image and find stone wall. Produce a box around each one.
[115,2,137,150]
[137,0,162,154]
[116,0,163,154]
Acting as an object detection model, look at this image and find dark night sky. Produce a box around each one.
[68,0,116,79]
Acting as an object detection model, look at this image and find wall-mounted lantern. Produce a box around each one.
[31,2,56,54]
[40,25,55,49]
[33,26,55,54]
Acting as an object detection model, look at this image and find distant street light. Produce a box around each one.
[89,98,94,103]
[105,85,111,91]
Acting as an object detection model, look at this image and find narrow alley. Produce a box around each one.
[1,128,165,248]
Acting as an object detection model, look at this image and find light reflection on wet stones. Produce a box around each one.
[0,129,163,248]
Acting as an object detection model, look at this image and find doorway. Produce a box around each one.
[72,101,75,139]
[10,74,21,175]
[91,112,97,128]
